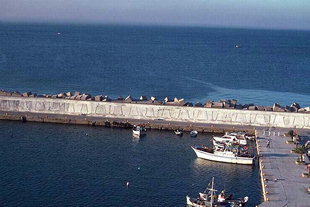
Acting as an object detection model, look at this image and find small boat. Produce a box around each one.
[174,129,183,136]
[186,177,249,207]
[213,134,247,145]
[132,125,146,137]
[191,144,254,165]
[235,44,241,48]
[190,130,198,137]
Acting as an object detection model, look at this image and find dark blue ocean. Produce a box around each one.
[0,23,309,106]
[0,23,309,207]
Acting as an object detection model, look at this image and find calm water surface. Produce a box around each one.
[0,23,309,106]
[0,121,262,207]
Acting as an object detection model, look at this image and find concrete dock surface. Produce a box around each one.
[256,128,310,207]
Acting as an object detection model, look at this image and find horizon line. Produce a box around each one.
[1,20,310,32]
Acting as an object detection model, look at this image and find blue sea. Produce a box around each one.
[0,23,309,106]
[0,23,309,206]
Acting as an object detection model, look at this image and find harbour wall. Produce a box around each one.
[0,96,309,130]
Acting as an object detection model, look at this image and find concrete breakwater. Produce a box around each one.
[0,91,310,130]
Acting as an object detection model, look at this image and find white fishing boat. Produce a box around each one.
[132,125,146,137]
[191,144,254,165]
[213,134,247,145]
[186,177,249,207]
[174,129,183,136]
[190,130,198,137]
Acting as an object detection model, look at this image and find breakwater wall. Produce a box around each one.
[0,95,309,130]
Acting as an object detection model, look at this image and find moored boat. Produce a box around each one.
[174,129,183,136]
[132,125,146,137]
[186,177,249,207]
[213,134,247,145]
[191,144,254,165]
[190,130,198,137]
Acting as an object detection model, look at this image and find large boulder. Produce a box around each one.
[75,95,82,100]
[11,92,22,97]
[291,102,301,109]
[103,96,110,102]
[150,96,156,101]
[230,99,238,105]
[194,102,203,107]
[248,105,258,110]
[81,94,91,101]
[66,92,72,97]
[74,91,80,96]
[173,97,185,106]
[95,95,103,101]
[184,102,193,107]
[285,106,293,112]
[57,93,66,98]
[22,92,32,97]
[256,106,265,111]
[124,95,133,103]
[204,100,213,108]
[140,96,147,101]
[164,97,172,102]
[298,108,306,112]
[273,103,285,112]
[212,102,223,108]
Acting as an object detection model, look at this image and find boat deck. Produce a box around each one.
[256,128,310,207]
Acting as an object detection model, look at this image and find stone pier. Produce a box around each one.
[256,129,310,207]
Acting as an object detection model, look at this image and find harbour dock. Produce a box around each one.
[256,128,310,207]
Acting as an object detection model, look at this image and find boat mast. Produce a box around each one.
[208,177,216,207]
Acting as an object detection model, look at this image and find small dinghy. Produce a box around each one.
[174,129,183,136]
[190,130,198,137]
[132,125,146,137]
[186,177,249,207]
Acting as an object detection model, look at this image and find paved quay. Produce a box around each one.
[256,128,310,207]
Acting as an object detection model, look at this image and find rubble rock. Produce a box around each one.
[248,105,257,110]
[124,95,133,103]
[212,102,223,108]
[81,94,91,101]
[291,102,301,109]
[273,103,285,112]
[204,100,213,108]
[95,95,103,101]
[57,93,66,98]
[140,96,147,101]
[194,102,203,107]
[22,92,32,97]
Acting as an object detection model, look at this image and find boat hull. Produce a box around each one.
[192,147,254,165]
